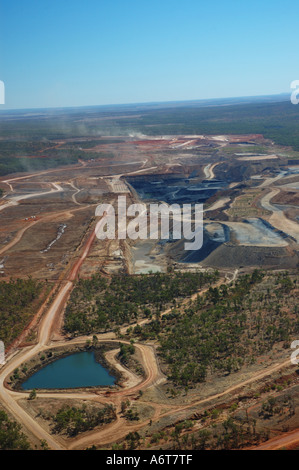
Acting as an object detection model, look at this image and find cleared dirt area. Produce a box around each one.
[271,190,299,206]
[0,133,299,451]
[259,189,299,243]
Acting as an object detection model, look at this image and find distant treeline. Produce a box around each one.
[0,140,113,176]
[0,99,299,176]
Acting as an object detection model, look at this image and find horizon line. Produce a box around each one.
[0,92,290,113]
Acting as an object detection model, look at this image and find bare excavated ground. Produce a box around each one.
[0,133,298,304]
[4,209,94,280]
[1,133,298,280]
[1,133,299,450]
[272,190,299,206]
[0,170,116,280]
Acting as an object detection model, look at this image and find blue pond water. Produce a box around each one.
[21,351,116,390]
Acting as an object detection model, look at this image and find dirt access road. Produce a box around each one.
[0,214,107,450]
[259,188,299,243]
[2,257,294,451]
[2,242,295,450]
[0,160,297,450]
[253,428,299,450]
[0,182,63,213]
[0,262,232,449]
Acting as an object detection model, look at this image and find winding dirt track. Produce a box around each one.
[2,262,293,450]
[259,188,299,243]
[0,202,93,258]
[67,350,294,450]
[253,428,299,450]
[0,182,63,213]
[0,213,105,449]
[0,260,227,449]
[0,162,297,450]
[203,162,219,180]
[0,220,39,256]
[1,244,295,450]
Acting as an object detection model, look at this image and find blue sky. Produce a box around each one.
[0,0,298,109]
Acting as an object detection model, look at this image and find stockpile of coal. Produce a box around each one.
[181,223,230,263]
[201,245,298,269]
[127,174,226,204]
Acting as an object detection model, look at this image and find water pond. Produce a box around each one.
[21,351,116,390]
